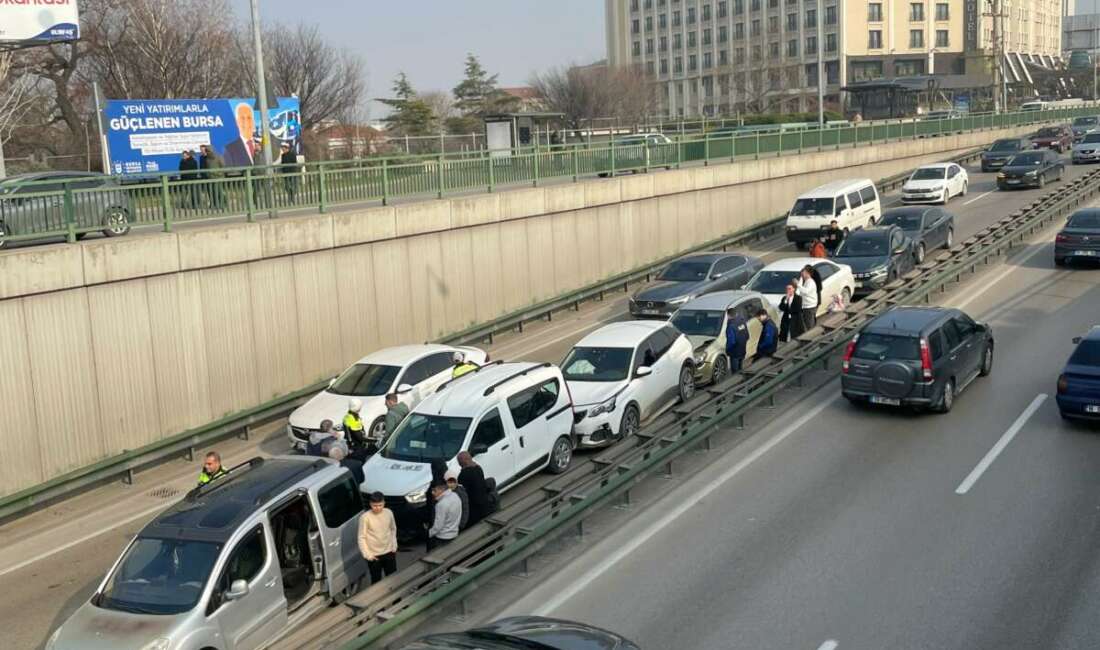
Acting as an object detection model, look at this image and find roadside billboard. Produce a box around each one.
[0,0,80,43]
[103,97,302,175]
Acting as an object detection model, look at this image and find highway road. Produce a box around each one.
[0,154,1091,649]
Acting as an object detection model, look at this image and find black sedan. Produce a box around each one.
[629,251,764,318]
[401,617,641,649]
[878,206,955,264]
[996,150,1065,190]
[980,138,1027,172]
[832,225,916,296]
[1055,208,1100,266]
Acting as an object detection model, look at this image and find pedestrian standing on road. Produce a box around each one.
[809,237,827,258]
[755,309,779,360]
[178,150,200,209]
[725,307,750,373]
[358,492,397,584]
[279,142,301,204]
[451,351,480,379]
[329,445,364,483]
[457,451,491,527]
[822,220,845,254]
[199,144,226,208]
[383,393,409,445]
[778,281,802,342]
[307,419,338,456]
[427,481,461,551]
[446,470,470,531]
[197,451,227,486]
[796,265,819,333]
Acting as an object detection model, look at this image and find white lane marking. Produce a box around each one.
[817,641,839,650]
[955,394,1047,496]
[950,239,1057,310]
[0,501,166,578]
[531,394,841,615]
[962,189,995,206]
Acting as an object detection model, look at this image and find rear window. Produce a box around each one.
[989,140,1021,152]
[1069,340,1100,367]
[853,333,921,361]
[1067,212,1100,229]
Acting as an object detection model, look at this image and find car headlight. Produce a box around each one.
[694,350,708,364]
[667,295,694,305]
[405,483,430,504]
[1025,170,1037,176]
[141,639,171,650]
[868,266,889,278]
[588,395,617,418]
[997,172,1006,179]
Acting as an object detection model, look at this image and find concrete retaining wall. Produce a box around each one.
[0,125,1038,497]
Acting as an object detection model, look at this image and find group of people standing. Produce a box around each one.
[176,142,302,210]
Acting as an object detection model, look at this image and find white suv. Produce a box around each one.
[563,321,696,448]
[361,362,576,528]
[287,344,488,450]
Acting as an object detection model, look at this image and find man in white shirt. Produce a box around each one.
[796,265,819,333]
[428,481,461,551]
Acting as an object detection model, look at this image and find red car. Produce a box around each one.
[1030,125,1073,153]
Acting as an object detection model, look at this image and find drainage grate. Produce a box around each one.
[147,486,180,500]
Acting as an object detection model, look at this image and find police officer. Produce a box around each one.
[725,307,750,374]
[343,398,369,449]
[451,352,480,378]
[197,451,227,486]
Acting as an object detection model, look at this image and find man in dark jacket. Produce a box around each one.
[178,150,200,209]
[778,280,802,342]
[198,144,226,208]
[278,142,301,204]
[725,307,750,373]
[457,451,492,527]
[755,309,779,359]
[822,220,845,254]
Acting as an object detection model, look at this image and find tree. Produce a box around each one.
[418,90,456,125]
[450,53,518,133]
[378,73,436,136]
[530,63,653,129]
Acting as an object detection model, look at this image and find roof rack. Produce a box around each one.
[184,456,265,502]
[435,359,505,392]
[483,362,552,397]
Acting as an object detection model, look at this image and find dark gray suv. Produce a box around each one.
[841,306,994,413]
[0,171,132,248]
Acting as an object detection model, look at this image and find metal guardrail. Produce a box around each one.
[0,105,1090,247]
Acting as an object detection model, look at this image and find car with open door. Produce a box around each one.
[878,206,955,264]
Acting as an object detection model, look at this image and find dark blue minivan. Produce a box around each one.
[1057,326,1100,422]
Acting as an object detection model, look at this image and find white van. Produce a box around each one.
[785,179,881,249]
[360,362,576,530]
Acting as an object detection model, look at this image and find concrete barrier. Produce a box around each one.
[0,123,1041,498]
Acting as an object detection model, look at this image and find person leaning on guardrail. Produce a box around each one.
[457,451,492,527]
[427,480,461,551]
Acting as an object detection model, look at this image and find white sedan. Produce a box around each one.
[901,163,969,204]
[744,257,856,316]
[287,343,489,450]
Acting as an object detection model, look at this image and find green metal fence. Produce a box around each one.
[0,105,1094,247]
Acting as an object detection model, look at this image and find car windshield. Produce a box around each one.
[1074,117,1098,126]
[989,140,1020,152]
[853,333,921,361]
[835,233,888,257]
[1082,133,1100,143]
[97,537,221,615]
[1069,340,1100,367]
[671,309,725,337]
[790,197,834,216]
[910,168,946,181]
[880,211,923,230]
[328,363,400,396]
[657,259,711,282]
[380,413,471,462]
[1036,127,1061,137]
[1007,152,1044,166]
[562,346,634,382]
[1067,212,1100,228]
[746,271,795,294]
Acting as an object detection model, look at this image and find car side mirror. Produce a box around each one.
[893,245,906,255]
[469,442,489,456]
[1073,336,1083,344]
[396,383,413,394]
[635,366,653,378]
[328,378,336,388]
[225,579,249,602]
[710,273,723,280]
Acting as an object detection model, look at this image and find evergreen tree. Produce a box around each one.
[450,54,520,133]
[378,72,436,136]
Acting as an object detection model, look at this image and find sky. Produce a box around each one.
[229,0,607,120]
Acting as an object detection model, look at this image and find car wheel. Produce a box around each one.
[795,241,807,251]
[678,365,696,402]
[979,344,993,377]
[945,228,954,248]
[547,435,573,474]
[1037,174,1045,189]
[1055,256,1066,267]
[102,207,131,237]
[841,287,852,307]
[961,181,968,196]
[618,404,640,440]
[369,416,386,445]
[936,379,955,414]
[1056,167,1064,182]
[915,242,926,264]
[711,355,729,385]
[0,221,8,249]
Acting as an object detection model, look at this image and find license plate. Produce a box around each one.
[1086,405,1100,414]
[1006,179,1020,184]
[854,281,864,289]
[1074,250,1097,257]
[640,309,661,315]
[870,395,901,406]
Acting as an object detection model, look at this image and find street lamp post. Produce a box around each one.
[249,0,274,171]
[817,0,825,125]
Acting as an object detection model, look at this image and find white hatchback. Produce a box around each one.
[744,257,856,316]
[563,321,696,448]
[901,163,969,204]
[286,343,488,450]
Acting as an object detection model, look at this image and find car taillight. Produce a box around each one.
[1056,233,1070,243]
[919,338,934,381]
[841,334,858,374]
[1057,374,1069,395]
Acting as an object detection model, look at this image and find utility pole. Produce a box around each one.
[817,0,825,125]
[249,0,274,170]
[986,0,1007,112]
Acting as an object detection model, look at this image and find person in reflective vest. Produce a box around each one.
[197,451,227,486]
[343,398,368,448]
[451,351,480,378]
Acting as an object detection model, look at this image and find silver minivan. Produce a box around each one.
[46,457,367,650]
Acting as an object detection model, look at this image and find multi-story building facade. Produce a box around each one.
[607,0,1063,117]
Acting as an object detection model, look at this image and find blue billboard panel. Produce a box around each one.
[103,97,302,175]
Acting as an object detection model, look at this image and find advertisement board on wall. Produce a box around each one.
[103,97,302,175]
[0,0,80,43]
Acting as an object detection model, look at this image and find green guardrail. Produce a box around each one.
[0,105,1094,248]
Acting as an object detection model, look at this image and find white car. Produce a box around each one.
[563,321,696,448]
[901,163,969,204]
[286,343,488,450]
[744,257,856,317]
